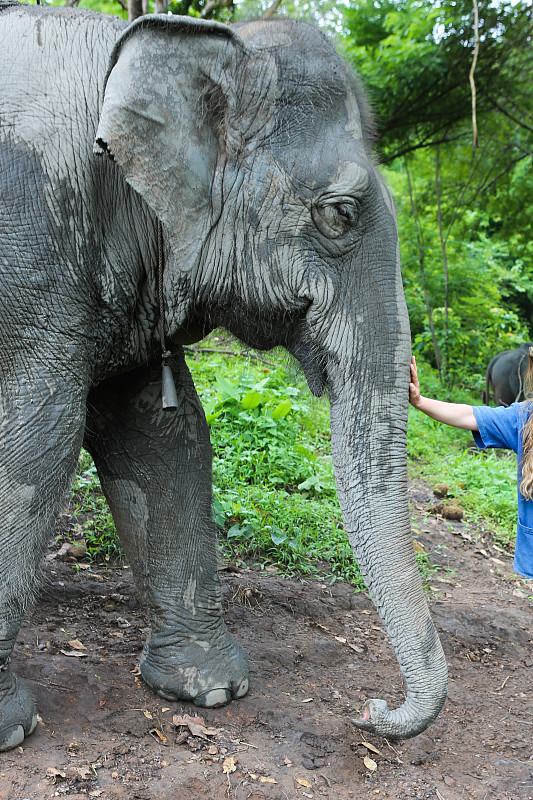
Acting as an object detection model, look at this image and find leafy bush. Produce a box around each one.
[64,348,517,589]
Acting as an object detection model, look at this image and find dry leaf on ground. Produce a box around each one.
[222,756,237,775]
[60,649,88,658]
[364,755,377,771]
[67,638,87,650]
[359,741,382,756]
[172,713,218,739]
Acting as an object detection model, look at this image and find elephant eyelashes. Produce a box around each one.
[311,197,361,239]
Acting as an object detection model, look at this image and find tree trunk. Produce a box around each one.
[435,145,449,382]
[128,0,143,23]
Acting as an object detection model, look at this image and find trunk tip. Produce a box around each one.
[352,696,441,741]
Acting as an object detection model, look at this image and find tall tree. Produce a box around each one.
[339,0,532,384]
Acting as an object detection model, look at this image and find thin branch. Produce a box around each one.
[199,0,217,17]
[444,148,484,244]
[504,98,533,123]
[476,152,532,196]
[184,346,278,368]
[469,0,480,147]
[435,145,449,377]
[489,98,533,135]
[261,0,284,19]
[200,0,234,18]
[380,132,469,165]
[457,146,531,211]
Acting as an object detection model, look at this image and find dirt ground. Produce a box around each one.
[1,479,532,800]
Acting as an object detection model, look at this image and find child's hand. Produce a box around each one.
[409,355,422,407]
[407,356,478,430]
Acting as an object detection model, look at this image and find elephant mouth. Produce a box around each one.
[286,338,327,397]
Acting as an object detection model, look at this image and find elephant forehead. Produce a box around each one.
[266,81,367,188]
[269,130,369,195]
[236,22,366,148]
[271,73,363,146]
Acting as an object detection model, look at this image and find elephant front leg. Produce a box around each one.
[140,569,249,707]
[85,354,249,708]
[0,369,87,750]
[0,620,39,752]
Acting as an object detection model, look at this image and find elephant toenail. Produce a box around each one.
[27,713,38,736]
[0,725,25,752]
[195,688,231,708]
[235,678,249,698]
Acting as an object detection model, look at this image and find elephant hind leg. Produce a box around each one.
[84,353,249,709]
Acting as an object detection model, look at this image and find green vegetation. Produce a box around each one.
[186,343,358,582]
[70,449,123,562]
[63,347,518,594]
[340,0,532,387]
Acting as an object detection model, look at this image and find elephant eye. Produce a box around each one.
[312,196,361,239]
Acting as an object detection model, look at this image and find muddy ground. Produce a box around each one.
[1,479,532,800]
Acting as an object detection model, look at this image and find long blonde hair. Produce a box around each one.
[519,347,533,499]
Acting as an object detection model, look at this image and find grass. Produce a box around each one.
[61,342,519,592]
[179,339,363,584]
[407,362,518,553]
[69,449,123,563]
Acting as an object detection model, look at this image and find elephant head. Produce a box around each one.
[94,16,447,739]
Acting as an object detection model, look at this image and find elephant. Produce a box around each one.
[0,1,449,750]
[483,343,533,406]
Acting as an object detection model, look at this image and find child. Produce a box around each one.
[409,353,533,580]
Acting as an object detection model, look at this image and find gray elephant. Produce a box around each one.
[0,2,448,749]
[483,343,533,406]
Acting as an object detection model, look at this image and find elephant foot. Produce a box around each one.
[140,628,249,708]
[0,667,38,751]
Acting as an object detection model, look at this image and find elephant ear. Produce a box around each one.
[94,16,264,232]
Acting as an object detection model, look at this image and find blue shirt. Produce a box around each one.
[472,402,533,580]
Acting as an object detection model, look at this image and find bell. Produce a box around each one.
[162,362,178,411]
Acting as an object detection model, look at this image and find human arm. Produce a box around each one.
[409,356,479,432]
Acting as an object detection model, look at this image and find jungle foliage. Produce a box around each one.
[68,343,523,590]
[339,0,533,388]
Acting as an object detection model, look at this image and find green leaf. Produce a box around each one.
[212,498,226,528]
[227,523,254,540]
[241,391,262,410]
[269,527,287,545]
[298,475,321,492]
[215,376,239,399]
[271,399,292,420]
[295,444,316,460]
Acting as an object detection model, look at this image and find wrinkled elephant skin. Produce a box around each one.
[484,344,533,406]
[0,2,448,749]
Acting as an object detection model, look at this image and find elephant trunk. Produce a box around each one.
[327,359,448,740]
